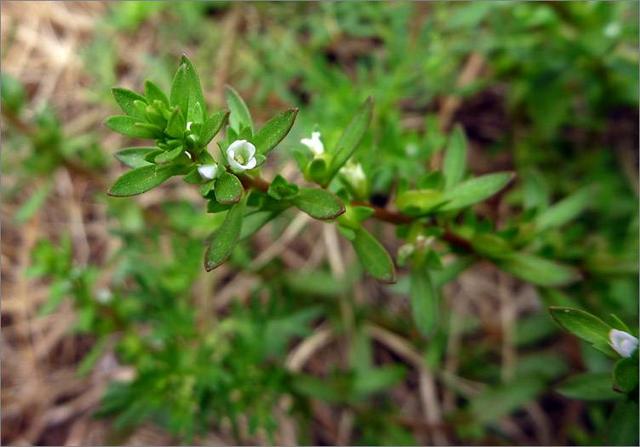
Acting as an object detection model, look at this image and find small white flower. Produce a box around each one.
[186,121,193,131]
[340,162,366,184]
[604,22,621,38]
[197,164,220,180]
[226,140,257,172]
[301,131,324,156]
[609,329,639,358]
[95,288,112,304]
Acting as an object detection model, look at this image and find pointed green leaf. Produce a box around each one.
[215,172,243,205]
[549,307,611,345]
[252,108,298,155]
[292,188,345,220]
[114,147,155,168]
[535,188,591,232]
[153,146,184,164]
[169,55,206,123]
[105,115,159,139]
[557,372,620,401]
[410,264,439,335]
[443,125,467,189]
[470,377,544,425]
[500,253,580,286]
[613,355,639,393]
[108,164,182,197]
[225,85,253,133]
[396,189,447,216]
[144,80,169,105]
[112,87,146,118]
[327,97,373,180]
[240,210,280,240]
[440,172,514,212]
[201,111,229,145]
[351,227,396,283]
[204,202,244,271]
[166,107,186,138]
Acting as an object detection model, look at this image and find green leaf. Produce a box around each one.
[267,175,299,201]
[443,125,467,189]
[534,188,591,232]
[114,147,155,168]
[112,87,146,118]
[557,372,620,401]
[165,107,186,138]
[153,146,184,164]
[549,307,611,345]
[613,355,639,393]
[174,55,206,122]
[410,264,439,335]
[77,337,109,377]
[108,164,182,197]
[292,188,345,220]
[240,210,280,240]
[607,399,639,446]
[499,253,580,286]
[201,111,229,145]
[327,97,373,181]
[144,80,169,105]
[353,365,406,397]
[470,377,544,425]
[396,189,447,216]
[204,201,244,271]
[225,85,253,133]
[252,108,298,155]
[15,181,51,223]
[471,234,513,260]
[440,172,514,212]
[351,226,396,283]
[214,172,243,205]
[105,115,159,139]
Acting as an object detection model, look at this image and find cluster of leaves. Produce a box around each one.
[550,307,638,445]
[1,74,108,223]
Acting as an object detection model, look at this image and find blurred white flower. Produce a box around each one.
[95,288,113,304]
[604,22,621,38]
[186,121,193,131]
[339,162,367,198]
[301,131,325,156]
[197,164,220,180]
[609,329,639,358]
[340,162,366,184]
[226,140,257,172]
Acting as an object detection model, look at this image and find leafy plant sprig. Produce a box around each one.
[106,55,584,334]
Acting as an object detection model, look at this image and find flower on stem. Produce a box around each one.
[197,163,220,180]
[609,329,639,358]
[339,162,367,199]
[301,131,324,156]
[226,140,257,172]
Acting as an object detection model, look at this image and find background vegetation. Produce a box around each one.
[2,2,638,445]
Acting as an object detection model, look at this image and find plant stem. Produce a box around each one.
[238,173,475,252]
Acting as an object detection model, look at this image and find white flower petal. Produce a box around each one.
[301,131,324,155]
[245,158,257,170]
[226,139,258,172]
[198,164,219,180]
[609,329,639,358]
